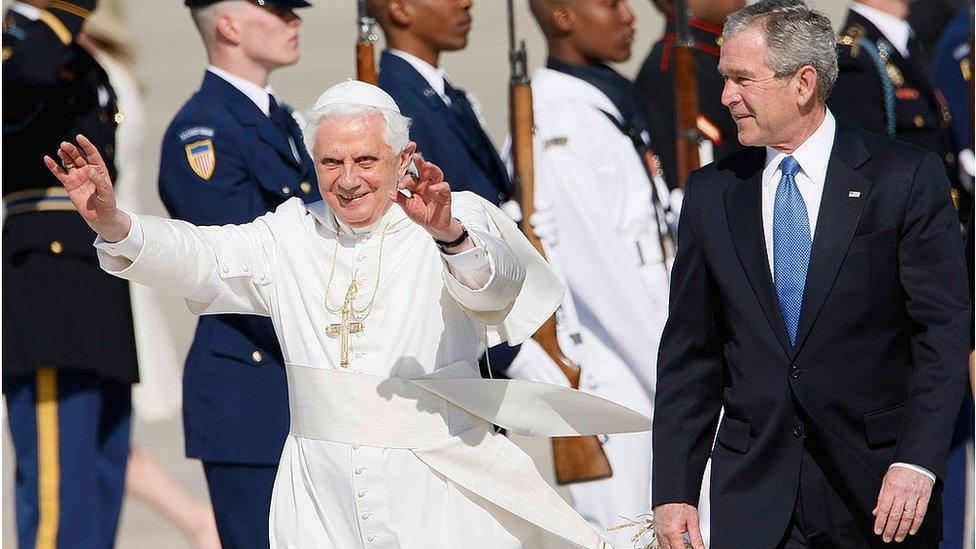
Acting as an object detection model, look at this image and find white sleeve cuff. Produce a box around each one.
[889,463,936,483]
[93,211,143,260]
[441,235,493,290]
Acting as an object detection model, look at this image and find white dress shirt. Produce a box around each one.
[762,109,835,277]
[387,49,452,106]
[851,2,913,58]
[761,107,935,483]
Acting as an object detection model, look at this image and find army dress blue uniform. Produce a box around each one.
[377,49,519,375]
[634,16,742,190]
[159,63,319,546]
[829,5,969,217]
[2,1,137,547]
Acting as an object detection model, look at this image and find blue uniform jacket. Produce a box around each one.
[378,51,511,205]
[159,71,320,464]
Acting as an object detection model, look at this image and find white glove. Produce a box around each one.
[529,206,559,247]
[506,337,571,387]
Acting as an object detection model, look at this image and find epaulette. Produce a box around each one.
[837,23,867,58]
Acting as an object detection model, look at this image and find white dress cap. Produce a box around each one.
[312,79,401,113]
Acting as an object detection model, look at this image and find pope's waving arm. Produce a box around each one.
[44,134,276,316]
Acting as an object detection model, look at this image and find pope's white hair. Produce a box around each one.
[303,103,412,159]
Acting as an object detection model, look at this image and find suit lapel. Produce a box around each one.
[792,123,872,354]
[725,148,794,358]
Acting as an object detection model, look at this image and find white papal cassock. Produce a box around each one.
[94,191,648,548]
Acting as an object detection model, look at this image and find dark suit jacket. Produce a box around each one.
[159,71,320,464]
[652,120,969,547]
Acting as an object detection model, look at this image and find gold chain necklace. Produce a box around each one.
[324,217,391,321]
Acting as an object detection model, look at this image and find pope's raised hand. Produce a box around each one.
[43,134,131,242]
[393,153,458,240]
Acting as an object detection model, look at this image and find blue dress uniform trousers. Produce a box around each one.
[159,69,320,548]
[5,369,131,549]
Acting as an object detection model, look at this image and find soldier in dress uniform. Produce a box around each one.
[159,1,319,546]
[634,0,744,190]
[2,1,138,547]
[367,0,519,377]
[829,0,970,219]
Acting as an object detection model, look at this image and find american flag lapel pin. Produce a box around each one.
[848,190,861,199]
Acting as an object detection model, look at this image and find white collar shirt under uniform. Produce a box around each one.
[762,109,836,277]
[94,194,611,548]
[851,2,913,58]
[387,49,451,105]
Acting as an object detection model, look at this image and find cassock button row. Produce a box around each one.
[353,444,360,450]
[355,467,364,475]
[366,534,375,542]
[358,489,367,497]
[361,512,371,520]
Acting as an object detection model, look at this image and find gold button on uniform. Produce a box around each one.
[913,115,925,128]
[114,110,125,124]
[300,181,312,194]
[50,240,64,254]
[282,186,291,195]
[251,349,263,363]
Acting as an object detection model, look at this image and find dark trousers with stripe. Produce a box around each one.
[4,369,131,549]
[202,461,278,549]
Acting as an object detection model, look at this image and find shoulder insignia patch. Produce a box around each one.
[185,139,216,180]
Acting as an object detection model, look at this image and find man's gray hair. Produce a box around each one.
[724,0,838,101]
[303,104,412,158]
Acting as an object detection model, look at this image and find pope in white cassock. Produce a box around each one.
[43,81,652,548]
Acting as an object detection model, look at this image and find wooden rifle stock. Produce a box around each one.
[356,1,378,84]
[673,0,701,189]
[507,17,612,484]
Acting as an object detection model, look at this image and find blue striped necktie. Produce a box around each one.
[773,155,811,346]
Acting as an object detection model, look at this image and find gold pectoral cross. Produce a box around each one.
[325,282,364,368]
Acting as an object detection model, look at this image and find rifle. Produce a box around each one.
[672,0,701,188]
[507,0,613,486]
[356,0,378,84]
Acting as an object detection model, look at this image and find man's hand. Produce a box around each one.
[653,503,704,549]
[43,134,131,242]
[872,467,934,543]
[394,153,453,236]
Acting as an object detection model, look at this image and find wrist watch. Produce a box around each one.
[434,220,469,251]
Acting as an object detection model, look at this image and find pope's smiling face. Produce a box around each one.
[314,113,413,228]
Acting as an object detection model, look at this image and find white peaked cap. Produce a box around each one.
[312,79,401,113]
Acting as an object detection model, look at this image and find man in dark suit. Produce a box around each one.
[634,0,744,190]
[829,0,967,219]
[159,1,319,546]
[652,1,970,548]
[368,0,518,375]
[3,1,137,546]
